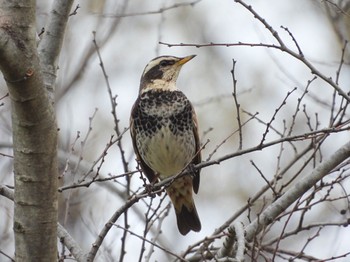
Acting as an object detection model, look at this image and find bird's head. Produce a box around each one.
[139,55,196,93]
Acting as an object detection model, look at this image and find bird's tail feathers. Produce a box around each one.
[175,203,201,235]
[166,176,201,235]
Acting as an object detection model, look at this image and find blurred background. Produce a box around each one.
[1,0,350,261]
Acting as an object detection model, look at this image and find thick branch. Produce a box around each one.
[37,0,75,101]
[58,223,86,261]
[244,140,350,242]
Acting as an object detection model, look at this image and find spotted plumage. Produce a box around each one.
[130,55,201,235]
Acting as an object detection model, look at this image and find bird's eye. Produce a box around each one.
[159,60,168,67]
[159,60,175,67]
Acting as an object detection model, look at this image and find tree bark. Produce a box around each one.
[0,1,58,261]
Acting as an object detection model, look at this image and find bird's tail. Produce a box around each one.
[166,176,201,235]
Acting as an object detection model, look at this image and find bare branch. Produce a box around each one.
[260,88,297,146]
[231,59,243,150]
[58,223,86,262]
[0,184,14,200]
[244,140,350,242]
[160,24,350,103]
[115,225,186,261]
[215,222,245,261]
[92,31,131,262]
[101,0,201,18]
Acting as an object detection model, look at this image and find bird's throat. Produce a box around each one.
[142,79,178,93]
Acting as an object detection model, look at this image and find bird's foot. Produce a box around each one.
[186,163,197,178]
[145,183,157,198]
[145,181,163,197]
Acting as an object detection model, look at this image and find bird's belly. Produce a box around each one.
[139,126,195,178]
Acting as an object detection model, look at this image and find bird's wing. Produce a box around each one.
[130,102,159,184]
[191,106,201,194]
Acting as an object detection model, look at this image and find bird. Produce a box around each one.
[130,55,201,235]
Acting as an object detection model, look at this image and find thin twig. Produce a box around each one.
[92,32,131,262]
[205,113,257,161]
[231,59,243,150]
[250,160,278,197]
[101,0,201,18]
[115,225,188,261]
[260,88,297,146]
[287,77,316,136]
[159,35,350,102]
[69,4,80,16]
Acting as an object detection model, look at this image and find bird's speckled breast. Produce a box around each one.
[132,90,196,177]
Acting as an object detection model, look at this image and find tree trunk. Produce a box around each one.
[0,1,58,261]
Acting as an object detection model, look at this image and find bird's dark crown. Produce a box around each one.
[141,56,182,81]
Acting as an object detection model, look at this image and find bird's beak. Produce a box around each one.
[177,55,196,66]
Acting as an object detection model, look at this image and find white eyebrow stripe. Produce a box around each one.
[142,56,179,77]
[142,59,161,76]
